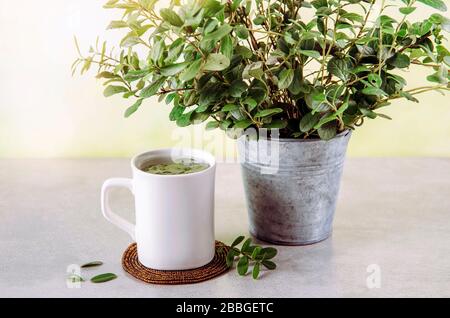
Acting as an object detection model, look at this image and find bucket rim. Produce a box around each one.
[240,129,351,143]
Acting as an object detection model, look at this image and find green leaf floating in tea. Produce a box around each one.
[145,158,209,175]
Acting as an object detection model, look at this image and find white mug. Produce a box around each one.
[101,148,216,270]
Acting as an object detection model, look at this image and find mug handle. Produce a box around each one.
[101,178,135,241]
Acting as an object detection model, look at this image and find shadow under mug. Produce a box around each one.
[101,148,216,270]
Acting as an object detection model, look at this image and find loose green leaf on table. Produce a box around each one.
[81,261,104,268]
[90,273,118,283]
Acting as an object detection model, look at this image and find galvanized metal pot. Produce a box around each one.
[238,130,351,245]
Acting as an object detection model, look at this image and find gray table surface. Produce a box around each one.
[0,158,449,298]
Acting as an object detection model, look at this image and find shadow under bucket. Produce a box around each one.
[238,130,351,246]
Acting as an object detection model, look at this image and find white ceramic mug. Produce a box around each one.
[101,148,216,270]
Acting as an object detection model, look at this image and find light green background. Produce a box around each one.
[0,0,449,158]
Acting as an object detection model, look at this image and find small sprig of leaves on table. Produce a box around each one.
[67,261,118,283]
[226,236,277,279]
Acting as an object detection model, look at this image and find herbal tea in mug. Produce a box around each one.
[144,158,209,175]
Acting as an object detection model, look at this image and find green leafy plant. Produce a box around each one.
[73,0,450,140]
[225,236,277,279]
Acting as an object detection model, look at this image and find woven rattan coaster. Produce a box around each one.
[122,241,230,285]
